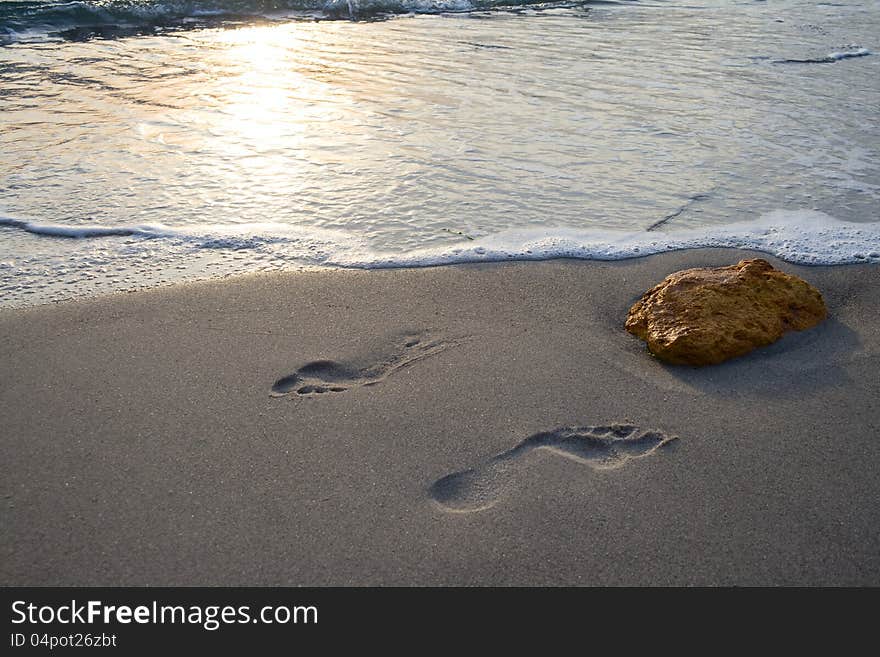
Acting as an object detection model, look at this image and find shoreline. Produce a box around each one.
[2,249,879,585]
[3,209,880,310]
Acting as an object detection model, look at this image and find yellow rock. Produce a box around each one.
[625,259,827,366]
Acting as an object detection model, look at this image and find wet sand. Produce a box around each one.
[1,249,878,585]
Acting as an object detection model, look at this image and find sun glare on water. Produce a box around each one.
[210,26,311,156]
[136,23,366,198]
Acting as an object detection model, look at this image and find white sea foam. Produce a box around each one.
[334,211,880,268]
[827,47,871,61]
[0,216,357,249]
[3,210,879,266]
[778,46,873,64]
[0,216,163,239]
[1,210,878,308]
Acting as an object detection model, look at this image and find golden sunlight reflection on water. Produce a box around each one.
[140,24,356,161]
[130,21,379,217]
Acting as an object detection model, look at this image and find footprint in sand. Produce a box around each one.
[429,424,677,513]
[271,330,453,398]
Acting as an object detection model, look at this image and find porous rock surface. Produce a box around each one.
[625,259,827,366]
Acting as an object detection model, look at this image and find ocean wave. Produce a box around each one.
[343,211,880,267]
[0,0,594,42]
[777,47,872,64]
[3,210,880,266]
[0,215,353,249]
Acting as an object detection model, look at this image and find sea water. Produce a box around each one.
[1,0,878,307]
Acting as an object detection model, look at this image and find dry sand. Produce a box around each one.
[1,249,878,585]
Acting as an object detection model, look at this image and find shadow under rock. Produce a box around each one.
[654,317,863,399]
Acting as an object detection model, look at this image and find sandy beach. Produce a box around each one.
[1,249,878,586]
